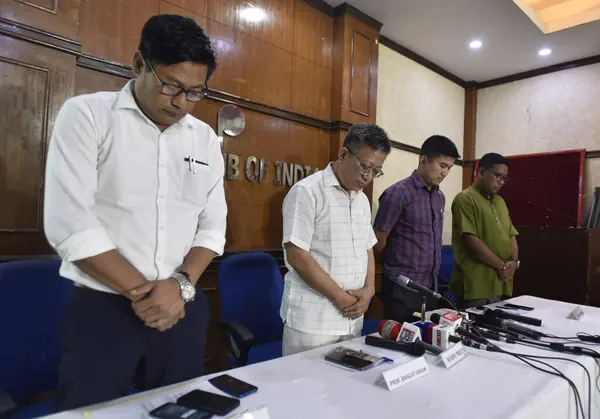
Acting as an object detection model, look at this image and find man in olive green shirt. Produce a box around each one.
[450,153,519,308]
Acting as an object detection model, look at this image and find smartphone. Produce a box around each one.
[325,351,374,371]
[501,303,534,311]
[208,374,258,398]
[177,390,240,416]
[149,402,213,419]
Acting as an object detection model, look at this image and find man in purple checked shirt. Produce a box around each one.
[373,136,460,322]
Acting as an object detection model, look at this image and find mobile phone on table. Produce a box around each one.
[208,374,258,398]
[325,351,373,371]
[149,402,213,419]
[501,303,534,311]
[177,390,240,416]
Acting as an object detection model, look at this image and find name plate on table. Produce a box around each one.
[440,342,468,369]
[567,306,584,321]
[381,357,429,391]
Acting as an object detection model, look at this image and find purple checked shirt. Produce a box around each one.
[374,171,445,287]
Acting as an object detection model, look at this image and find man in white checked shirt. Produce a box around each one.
[281,124,391,355]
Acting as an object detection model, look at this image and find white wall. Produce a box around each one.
[374,44,465,244]
[476,63,600,215]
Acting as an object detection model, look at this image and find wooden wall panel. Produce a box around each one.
[206,0,236,27]
[0,0,80,39]
[234,0,295,52]
[162,0,207,16]
[159,0,207,26]
[205,18,235,93]
[349,31,372,117]
[463,87,477,189]
[331,14,379,125]
[0,35,75,258]
[292,0,333,69]
[74,67,128,96]
[234,31,292,110]
[78,0,160,66]
[291,55,331,120]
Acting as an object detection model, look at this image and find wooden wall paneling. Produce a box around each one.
[234,31,292,110]
[293,0,333,69]
[159,0,207,26]
[161,0,207,16]
[206,0,237,28]
[78,0,160,66]
[290,55,331,120]
[0,35,75,257]
[463,86,477,189]
[205,18,235,94]
[234,0,295,52]
[587,229,600,307]
[74,66,129,96]
[342,15,378,124]
[329,128,346,162]
[331,12,380,125]
[0,0,79,40]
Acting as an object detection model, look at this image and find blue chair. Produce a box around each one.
[0,259,71,419]
[217,252,284,367]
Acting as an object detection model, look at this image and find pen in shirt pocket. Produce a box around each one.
[184,156,209,174]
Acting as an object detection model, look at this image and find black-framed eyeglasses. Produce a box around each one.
[348,148,384,178]
[484,168,509,184]
[146,59,208,103]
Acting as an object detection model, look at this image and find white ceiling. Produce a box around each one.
[325,0,600,82]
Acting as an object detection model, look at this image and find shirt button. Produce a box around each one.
[159,226,164,230]
[160,194,165,199]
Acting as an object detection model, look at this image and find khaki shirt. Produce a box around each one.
[449,185,518,300]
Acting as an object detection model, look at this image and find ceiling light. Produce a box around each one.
[239,4,266,23]
[469,40,483,49]
[538,48,552,56]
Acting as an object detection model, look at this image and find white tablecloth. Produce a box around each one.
[45,296,600,419]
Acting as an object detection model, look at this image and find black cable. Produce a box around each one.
[505,350,591,419]
[493,347,586,419]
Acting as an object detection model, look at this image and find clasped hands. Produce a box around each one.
[127,278,185,332]
[336,285,374,319]
[498,260,517,281]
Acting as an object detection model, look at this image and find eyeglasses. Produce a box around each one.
[146,59,208,103]
[485,168,509,184]
[348,149,384,178]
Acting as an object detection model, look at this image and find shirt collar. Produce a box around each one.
[113,80,194,129]
[410,170,438,191]
[323,163,358,195]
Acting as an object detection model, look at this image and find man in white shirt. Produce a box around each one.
[44,15,226,410]
[281,123,391,355]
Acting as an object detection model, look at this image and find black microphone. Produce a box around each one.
[477,315,543,340]
[490,309,542,327]
[394,275,442,299]
[365,336,426,356]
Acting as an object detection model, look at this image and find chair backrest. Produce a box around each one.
[439,245,454,286]
[218,252,284,344]
[0,259,72,405]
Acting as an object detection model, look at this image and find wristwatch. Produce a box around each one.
[512,259,521,269]
[171,272,196,303]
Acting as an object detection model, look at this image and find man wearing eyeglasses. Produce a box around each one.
[281,124,391,355]
[449,153,519,308]
[44,15,226,409]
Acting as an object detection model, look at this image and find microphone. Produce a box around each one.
[489,309,542,327]
[393,275,442,299]
[477,316,542,340]
[375,321,445,355]
[365,335,425,356]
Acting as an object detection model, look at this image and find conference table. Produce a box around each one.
[46,296,600,419]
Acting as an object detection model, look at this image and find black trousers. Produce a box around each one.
[55,285,209,411]
[381,275,438,323]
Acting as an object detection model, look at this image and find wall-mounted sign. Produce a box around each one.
[222,153,319,187]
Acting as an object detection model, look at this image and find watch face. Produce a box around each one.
[182,284,196,301]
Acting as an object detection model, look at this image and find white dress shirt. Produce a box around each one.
[280,163,377,335]
[44,81,227,293]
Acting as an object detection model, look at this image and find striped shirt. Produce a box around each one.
[374,171,444,287]
[281,163,377,335]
